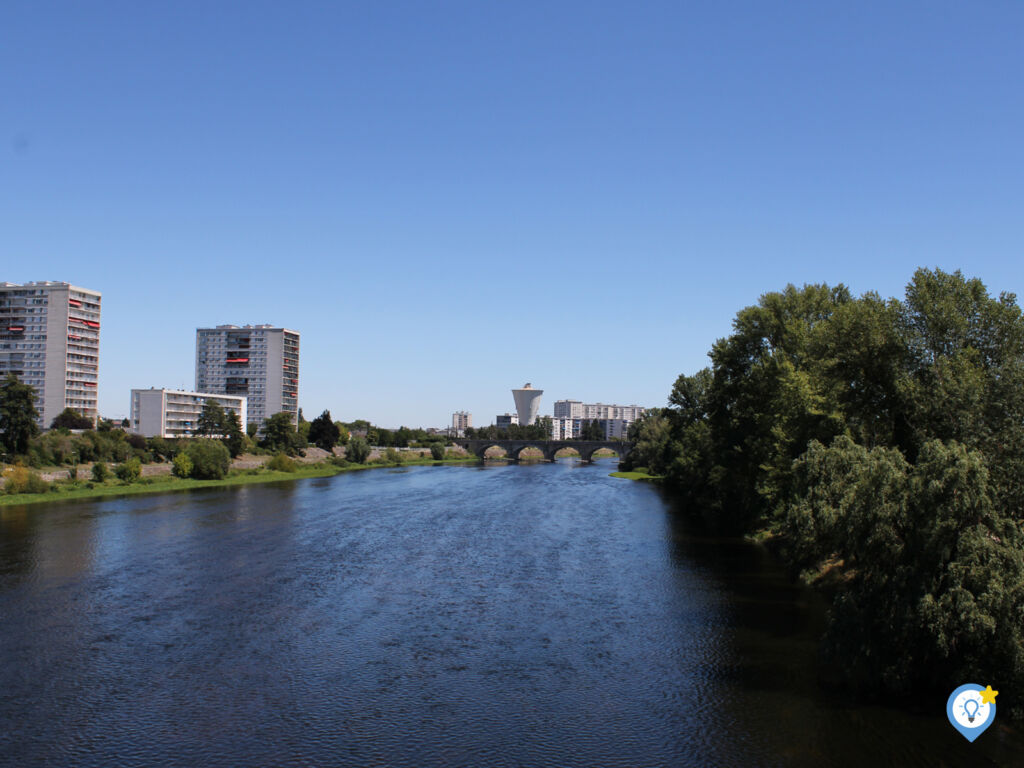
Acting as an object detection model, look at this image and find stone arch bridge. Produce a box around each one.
[452,439,632,463]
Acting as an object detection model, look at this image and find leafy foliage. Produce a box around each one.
[114,457,142,482]
[0,374,40,456]
[3,465,49,495]
[308,410,341,451]
[50,408,94,430]
[261,412,306,455]
[172,452,193,478]
[345,436,371,464]
[658,268,1024,711]
[183,439,231,480]
[266,452,297,472]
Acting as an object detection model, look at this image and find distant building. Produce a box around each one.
[553,400,647,440]
[195,324,299,427]
[512,383,543,425]
[130,388,247,438]
[0,281,102,427]
[553,399,583,419]
[495,412,519,430]
[451,410,472,437]
[581,403,646,421]
[550,416,577,440]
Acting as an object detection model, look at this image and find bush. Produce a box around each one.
[183,439,231,480]
[3,465,50,494]
[346,437,371,464]
[148,437,176,461]
[91,462,109,482]
[172,452,193,478]
[114,457,142,482]
[266,452,297,472]
[384,447,401,464]
[430,443,445,461]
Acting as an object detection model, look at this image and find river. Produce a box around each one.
[1,460,1021,766]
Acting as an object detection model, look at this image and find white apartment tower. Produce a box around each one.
[451,411,472,436]
[195,325,299,427]
[0,281,101,427]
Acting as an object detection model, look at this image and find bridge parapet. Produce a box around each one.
[452,439,632,464]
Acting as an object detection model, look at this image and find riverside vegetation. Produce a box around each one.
[623,268,1024,716]
[0,396,467,506]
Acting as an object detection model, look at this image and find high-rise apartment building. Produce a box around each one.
[195,324,299,427]
[451,411,472,437]
[0,281,101,427]
[553,399,583,419]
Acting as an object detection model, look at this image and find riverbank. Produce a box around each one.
[609,470,662,481]
[0,456,480,508]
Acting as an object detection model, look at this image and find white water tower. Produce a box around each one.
[512,383,543,426]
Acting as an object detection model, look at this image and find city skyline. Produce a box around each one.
[4,3,1023,426]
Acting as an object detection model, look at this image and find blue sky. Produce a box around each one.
[3,1,1023,426]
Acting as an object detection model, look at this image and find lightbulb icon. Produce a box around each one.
[964,698,979,723]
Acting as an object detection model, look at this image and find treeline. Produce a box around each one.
[626,268,1024,714]
[337,419,446,448]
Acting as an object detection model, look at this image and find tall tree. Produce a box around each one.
[50,407,94,431]
[261,411,305,455]
[222,411,245,457]
[308,410,341,451]
[0,374,39,455]
[197,401,227,437]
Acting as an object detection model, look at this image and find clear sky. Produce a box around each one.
[3,1,1023,426]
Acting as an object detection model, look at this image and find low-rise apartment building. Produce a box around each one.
[130,388,247,438]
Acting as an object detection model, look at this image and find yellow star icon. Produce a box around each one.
[980,685,999,705]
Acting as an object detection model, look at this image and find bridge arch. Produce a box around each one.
[475,443,509,460]
[509,443,555,461]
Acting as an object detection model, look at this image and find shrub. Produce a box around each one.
[266,452,297,472]
[3,465,50,494]
[430,443,445,461]
[172,452,193,478]
[148,437,175,461]
[91,462,109,482]
[114,457,142,482]
[183,439,231,480]
[385,447,401,464]
[346,437,371,464]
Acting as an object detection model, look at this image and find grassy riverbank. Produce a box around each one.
[0,456,480,508]
[609,470,662,481]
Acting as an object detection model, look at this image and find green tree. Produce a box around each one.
[309,410,341,451]
[172,452,193,478]
[114,457,142,482]
[50,408,94,431]
[91,462,109,482]
[346,436,371,464]
[197,401,227,437]
[222,411,245,457]
[183,439,231,479]
[261,412,305,455]
[430,442,445,461]
[0,374,39,456]
[334,421,350,445]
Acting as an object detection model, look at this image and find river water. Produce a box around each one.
[1,460,1021,767]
